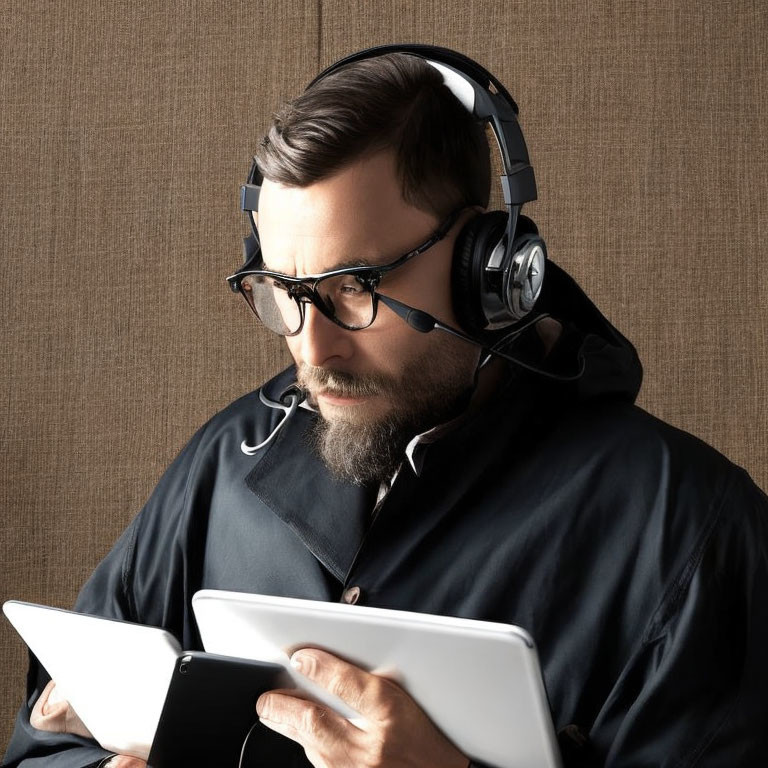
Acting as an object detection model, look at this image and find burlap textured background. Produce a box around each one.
[1,0,766,753]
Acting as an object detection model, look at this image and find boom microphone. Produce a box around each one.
[376,293,584,382]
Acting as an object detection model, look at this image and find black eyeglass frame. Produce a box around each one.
[226,206,463,336]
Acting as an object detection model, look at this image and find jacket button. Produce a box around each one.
[342,586,361,604]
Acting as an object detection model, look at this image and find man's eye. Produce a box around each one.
[339,278,366,295]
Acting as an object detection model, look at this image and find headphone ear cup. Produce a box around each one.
[452,211,508,335]
[506,215,546,322]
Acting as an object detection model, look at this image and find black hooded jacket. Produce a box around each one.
[5,262,768,767]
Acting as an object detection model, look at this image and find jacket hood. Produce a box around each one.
[517,259,643,404]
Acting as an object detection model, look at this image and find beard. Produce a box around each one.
[298,339,478,486]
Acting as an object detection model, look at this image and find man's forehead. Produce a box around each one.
[258,223,440,277]
[257,165,439,275]
[258,225,392,275]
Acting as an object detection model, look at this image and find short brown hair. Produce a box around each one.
[255,52,491,220]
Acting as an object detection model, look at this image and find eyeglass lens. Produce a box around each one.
[240,273,376,335]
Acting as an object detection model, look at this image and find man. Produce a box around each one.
[5,46,768,768]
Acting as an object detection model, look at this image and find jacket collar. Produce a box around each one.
[244,408,374,583]
[244,371,538,582]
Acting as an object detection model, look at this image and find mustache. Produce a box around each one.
[297,365,396,398]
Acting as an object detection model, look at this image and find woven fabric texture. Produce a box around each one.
[1,0,766,751]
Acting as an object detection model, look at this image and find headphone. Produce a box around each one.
[238,43,546,337]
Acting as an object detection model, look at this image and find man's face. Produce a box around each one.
[257,151,481,483]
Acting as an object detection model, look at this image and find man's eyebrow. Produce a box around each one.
[260,256,384,275]
[332,257,379,270]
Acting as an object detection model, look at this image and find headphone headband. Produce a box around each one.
[308,44,537,211]
[306,43,519,113]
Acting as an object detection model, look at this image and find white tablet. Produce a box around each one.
[192,590,561,768]
[3,600,181,760]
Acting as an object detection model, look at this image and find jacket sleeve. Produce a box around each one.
[1,519,140,768]
[2,424,210,768]
[586,465,768,768]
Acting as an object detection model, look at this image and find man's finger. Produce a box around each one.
[256,690,356,754]
[106,758,147,768]
[289,648,405,722]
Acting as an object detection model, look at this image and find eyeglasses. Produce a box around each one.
[226,209,461,336]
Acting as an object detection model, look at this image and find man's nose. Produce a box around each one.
[298,302,354,368]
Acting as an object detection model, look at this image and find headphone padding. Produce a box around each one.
[452,211,507,335]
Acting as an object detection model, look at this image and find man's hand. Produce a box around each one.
[256,648,470,768]
[31,680,93,739]
[30,683,147,767]
[100,758,146,768]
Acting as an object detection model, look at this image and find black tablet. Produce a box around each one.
[148,652,308,768]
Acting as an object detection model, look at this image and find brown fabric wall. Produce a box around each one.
[1,0,766,752]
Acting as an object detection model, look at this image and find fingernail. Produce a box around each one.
[255,694,266,717]
[290,651,306,672]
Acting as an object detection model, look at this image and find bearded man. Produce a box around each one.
[6,45,768,768]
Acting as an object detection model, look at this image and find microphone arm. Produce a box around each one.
[375,293,480,344]
[375,292,585,382]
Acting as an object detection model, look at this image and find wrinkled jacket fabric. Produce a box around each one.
[5,262,768,767]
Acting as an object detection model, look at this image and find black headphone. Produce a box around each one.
[238,43,546,337]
